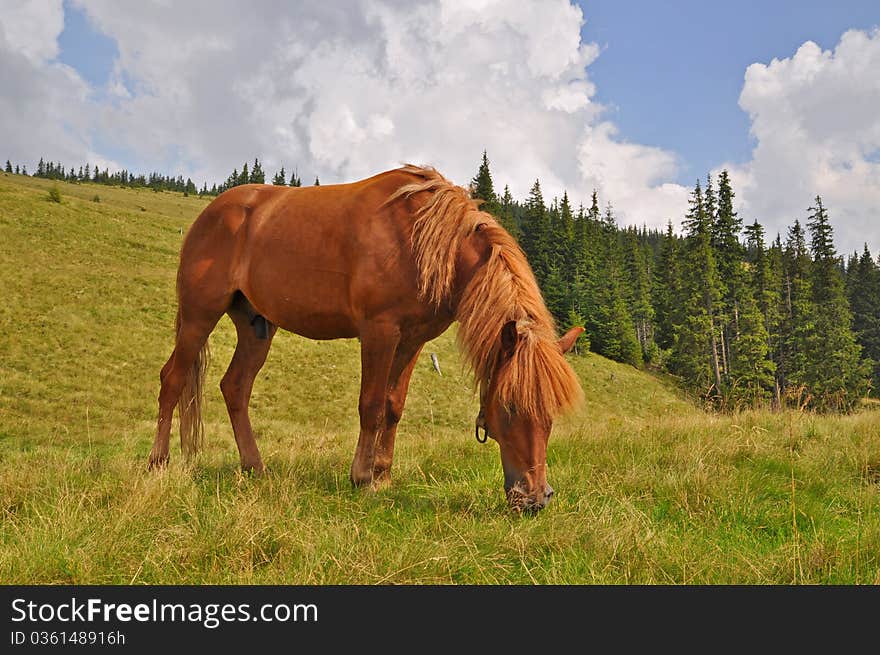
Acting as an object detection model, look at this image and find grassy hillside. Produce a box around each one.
[1,172,878,584]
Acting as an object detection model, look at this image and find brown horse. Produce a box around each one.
[149,165,583,511]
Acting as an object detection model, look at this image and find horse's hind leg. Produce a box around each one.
[220,302,277,473]
[149,311,223,468]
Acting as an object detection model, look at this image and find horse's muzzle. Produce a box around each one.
[506,482,555,513]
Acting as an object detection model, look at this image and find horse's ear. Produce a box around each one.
[558,326,585,354]
[500,320,519,360]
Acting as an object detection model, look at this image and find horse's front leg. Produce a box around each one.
[371,343,424,483]
[350,322,400,488]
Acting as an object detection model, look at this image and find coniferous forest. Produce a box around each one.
[6,152,878,411]
[466,151,876,412]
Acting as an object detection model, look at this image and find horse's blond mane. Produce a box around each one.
[388,164,583,423]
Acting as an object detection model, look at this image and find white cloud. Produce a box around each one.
[2,0,689,230]
[0,0,64,63]
[0,0,96,168]
[578,122,688,224]
[722,28,880,255]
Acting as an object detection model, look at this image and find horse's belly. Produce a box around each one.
[243,268,358,339]
[276,308,358,340]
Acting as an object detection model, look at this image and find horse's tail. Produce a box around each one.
[175,310,210,458]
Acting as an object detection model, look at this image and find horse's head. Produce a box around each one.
[477,322,583,513]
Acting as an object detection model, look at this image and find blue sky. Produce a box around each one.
[55,1,880,188]
[577,0,880,185]
[5,1,880,253]
[57,0,115,88]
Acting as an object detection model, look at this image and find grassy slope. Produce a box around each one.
[1,173,878,584]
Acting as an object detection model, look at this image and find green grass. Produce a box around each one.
[1,172,879,584]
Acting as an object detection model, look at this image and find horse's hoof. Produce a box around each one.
[369,474,392,491]
[349,469,391,490]
[241,464,266,477]
[148,454,169,470]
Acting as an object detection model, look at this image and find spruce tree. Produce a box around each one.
[728,224,775,405]
[847,245,880,393]
[498,185,519,238]
[779,221,815,401]
[712,171,744,367]
[804,197,869,408]
[226,168,239,190]
[4,160,11,173]
[542,198,568,323]
[653,221,682,353]
[569,195,597,339]
[470,150,500,216]
[585,204,642,367]
[622,227,655,361]
[249,158,265,184]
[558,192,576,275]
[289,169,301,187]
[744,221,784,404]
[273,166,286,186]
[671,181,724,401]
[520,180,550,282]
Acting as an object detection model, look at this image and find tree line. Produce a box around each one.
[6,151,877,411]
[469,151,876,412]
[4,157,319,197]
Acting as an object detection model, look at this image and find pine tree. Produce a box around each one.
[238,162,249,186]
[569,195,597,339]
[4,160,11,173]
[37,157,46,177]
[744,220,784,405]
[249,158,265,184]
[804,197,869,409]
[470,150,500,216]
[727,290,774,405]
[224,168,238,191]
[712,171,744,374]
[585,204,642,367]
[520,180,549,282]
[727,224,775,405]
[558,192,575,272]
[498,185,519,238]
[314,176,320,186]
[671,180,724,401]
[847,245,880,393]
[622,227,655,361]
[653,221,681,352]
[273,166,286,186]
[289,169,301,187]
[779,221,815,401]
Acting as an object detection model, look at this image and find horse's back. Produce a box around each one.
[178,170,425,338]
